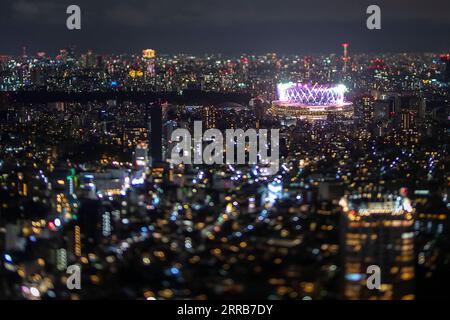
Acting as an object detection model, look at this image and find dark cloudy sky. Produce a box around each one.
[0,0,449,55]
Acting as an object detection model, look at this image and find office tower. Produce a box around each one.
[303,56,312,79]
[102,211,112,238]
[30,68,44,87]
[133,143,149,168]
[21,46,27,60]
[414,188,449,298]
[400,111,417,131]
[440,54,450,83]
[250,98,268,128]
[56,248,68,272]
[374,100,390,121]
[355,95,375,125]
[142,49,157,90]
[70,199,108,256]
[58,49,68,63]
[67,223,82,260]
[445,60,450,83]
[84,49,96,69]
[148,103,163,163]
[340,190,415,300]
[393,95,402,115]
[163,120,178,161]
[202,105,217,129]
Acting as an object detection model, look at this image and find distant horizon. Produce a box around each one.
[2,47,450,57]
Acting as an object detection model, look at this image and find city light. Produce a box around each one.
[276,83,348,106]
[0,18,448,305]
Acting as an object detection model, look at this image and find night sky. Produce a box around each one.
[0,0,449,55]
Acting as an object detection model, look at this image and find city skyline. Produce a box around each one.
[0,0,449,305]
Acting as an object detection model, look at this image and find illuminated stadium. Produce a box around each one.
[269,83,354,121]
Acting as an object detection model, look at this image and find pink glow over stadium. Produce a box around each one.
[270,83,354,121]
[276,83,348,106]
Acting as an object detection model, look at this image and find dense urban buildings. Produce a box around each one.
[0,47,449,301]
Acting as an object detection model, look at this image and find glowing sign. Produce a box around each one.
[142,49,156,59]
[129,69,144,78]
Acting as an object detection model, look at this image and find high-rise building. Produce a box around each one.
[355,95,375,125]
[85,49,96,69]
[163,120,178,161]
[133,143,149,168]
[250,98,268,128]
[440,54,450,83]
[339,190,415,300]
[202,106,217,129]
[400,110,417,131]
[413,189,449,298]
[142,49,157,90]
[148,103,163,163]
[374,100,390,121]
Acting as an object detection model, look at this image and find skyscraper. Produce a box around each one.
[339,190,415,300]
[202,105,217,129]
[440,54,450,83]
[148,102,163,164]
[142,49,157,91]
